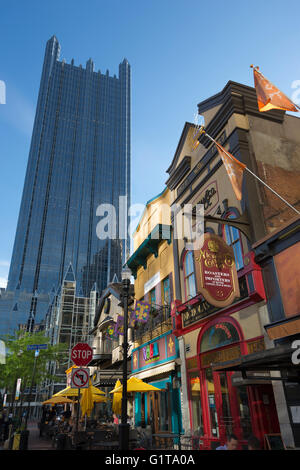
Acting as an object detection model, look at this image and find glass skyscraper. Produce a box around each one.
[0,36,130,335]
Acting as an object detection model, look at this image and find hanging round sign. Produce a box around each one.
[194,233,240,308]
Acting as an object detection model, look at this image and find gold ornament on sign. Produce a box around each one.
[208,240,219,253]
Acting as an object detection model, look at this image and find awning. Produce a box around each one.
[93,368,125,388]
[211,344,300,382]
[131,361,175,381]
[126,224,172,279]
[265,314,300,341]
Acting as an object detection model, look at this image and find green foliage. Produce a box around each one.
[0,331,68,396]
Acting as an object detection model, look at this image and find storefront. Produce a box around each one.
[252,215,300,448]
[184,315,280,449]
[131,331,182,435]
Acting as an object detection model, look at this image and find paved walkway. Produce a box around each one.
[0,421,54,451]
[27,420,54,450]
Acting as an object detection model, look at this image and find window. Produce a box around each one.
[150,288,156,306]
[183,251,197,301]
[162,276,171,305]
[189,373,204,435]
[200,321,240,353]
[223,213,244,271]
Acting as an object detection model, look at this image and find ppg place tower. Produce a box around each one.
[0,36,131,335]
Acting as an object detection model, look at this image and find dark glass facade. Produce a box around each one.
[0,36,130,335]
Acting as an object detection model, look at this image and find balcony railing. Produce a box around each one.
[133,304,172,342]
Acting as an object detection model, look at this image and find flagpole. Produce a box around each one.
[244,166,300,214]
[200,127,300,215]
[250,65,300,112]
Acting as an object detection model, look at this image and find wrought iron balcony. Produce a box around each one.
[132,304,172,342]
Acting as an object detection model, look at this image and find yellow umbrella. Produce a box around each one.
[53,385,105,397]
[80,380,94,418]
[42,396,73,405]
[93,394,109,403]
[110,376,161,394]
[112,380,122,415]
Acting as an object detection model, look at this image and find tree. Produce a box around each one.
[0,331,67,410]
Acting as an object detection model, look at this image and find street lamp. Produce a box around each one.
[119,266,133,450]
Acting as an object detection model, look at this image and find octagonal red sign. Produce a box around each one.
[71,342,93,366]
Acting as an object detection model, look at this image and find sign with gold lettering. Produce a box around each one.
[195,234,240,308]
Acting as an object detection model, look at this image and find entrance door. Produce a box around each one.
[148,389,172,434]
[204,367,251,442]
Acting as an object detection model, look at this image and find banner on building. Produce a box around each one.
[194,233,240,308]
[106,321,118,340]
[15,378,22,401]
[133,300,151,324]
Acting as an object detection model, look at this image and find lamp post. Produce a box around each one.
[119,266,132,450]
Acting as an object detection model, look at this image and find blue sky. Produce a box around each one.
[0,0,300,286]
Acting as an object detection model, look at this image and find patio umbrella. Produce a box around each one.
[80,380,94,418]
[112,380,122,415]
[110,376,161,394]
[42,396,73,405]
[93,394,109,403]
[53,385,105,397]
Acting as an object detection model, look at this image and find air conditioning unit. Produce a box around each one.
[112,345,123,363]
[112,344,133,364]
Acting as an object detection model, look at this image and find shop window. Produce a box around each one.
[189,373,204,436]
[235,385,252,439]
[183,251,197,301]
[158,391,170,431]
[223,213,244,271]
[219,372,234,436]
[205,368,219,438]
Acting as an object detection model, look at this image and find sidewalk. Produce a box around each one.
[0,421,54,451]
[27,420,54,450]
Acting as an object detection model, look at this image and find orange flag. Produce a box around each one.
[252,66,298,113]
[216,143,246,201]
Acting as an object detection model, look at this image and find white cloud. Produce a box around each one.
[0,83,35,136]
[0,277,8,289]
[0,261,10,267]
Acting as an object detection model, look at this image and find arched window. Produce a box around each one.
[183,251,197,301]
[222,212,244,271]
[200,321,240,353]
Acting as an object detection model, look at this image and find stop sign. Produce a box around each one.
[71,343,93,366]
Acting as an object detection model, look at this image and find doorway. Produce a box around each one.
[147,389,172,434]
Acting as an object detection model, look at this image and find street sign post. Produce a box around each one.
[71,343,93,366]
[71,366,90,436]
[71,367,90,389]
